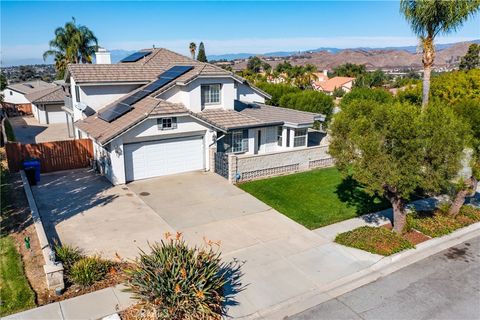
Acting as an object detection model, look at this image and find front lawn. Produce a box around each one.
[0,236,36,316]
[239,167,389,229]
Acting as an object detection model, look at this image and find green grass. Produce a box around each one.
[239,167,389,229]
[335,226,414,256]
[0,236,36,316]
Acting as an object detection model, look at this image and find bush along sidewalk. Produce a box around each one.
[122,232,243,320]
[51,243,129,300]
[335,204,480,256]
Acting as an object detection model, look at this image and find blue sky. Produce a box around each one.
[1,1,479,65]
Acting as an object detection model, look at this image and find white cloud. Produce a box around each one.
[2,35,478,64]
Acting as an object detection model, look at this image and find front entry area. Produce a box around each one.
[124,135,204,181]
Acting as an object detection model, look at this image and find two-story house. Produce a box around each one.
[66,48,330,185]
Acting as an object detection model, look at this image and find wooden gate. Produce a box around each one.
[5,139,93,173]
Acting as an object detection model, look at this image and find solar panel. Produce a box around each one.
[98,65,194,122]
[120,51,152,62]
[98,103,133,122]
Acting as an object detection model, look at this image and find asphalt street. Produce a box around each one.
[290,236,480,320]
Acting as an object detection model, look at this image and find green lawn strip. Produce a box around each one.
[239,167,389,229]
[0,236,36,317]
[335,226,414,256]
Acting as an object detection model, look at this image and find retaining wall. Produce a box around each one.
[228,146,334,183]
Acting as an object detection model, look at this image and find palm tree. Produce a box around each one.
[189,42,197,60]
[400,0,480,109]
[43,18,98,77]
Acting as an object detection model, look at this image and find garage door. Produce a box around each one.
[46,105,67,124]
[124,136,204,181]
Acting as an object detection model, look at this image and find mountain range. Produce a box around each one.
[2,40,478,68]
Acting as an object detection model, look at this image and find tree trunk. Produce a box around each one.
[449,177,478,217]
[421,36,435,110]
[391,196,407,233]
[422,65,431,109]
[384,185,407,233]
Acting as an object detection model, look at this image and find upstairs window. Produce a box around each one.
[75,85,81,103]
[201,84,221,105]
[294,128,307,147]
[157,117,177,130]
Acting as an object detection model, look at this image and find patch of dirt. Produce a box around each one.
[45,262,132,305]
[403,229,430,245]
[1,166,51,305]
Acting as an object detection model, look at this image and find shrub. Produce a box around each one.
[408,213,462,238]
[125,235,241,320]
[335,226,413,256]
[54,244,83,271]
[69,256,111,287]
[458,205,480,224]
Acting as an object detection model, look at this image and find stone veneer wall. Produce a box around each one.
[228,146,334,183]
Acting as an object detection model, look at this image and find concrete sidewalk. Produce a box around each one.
[3,285,135,320]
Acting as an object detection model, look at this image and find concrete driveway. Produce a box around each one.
[9,115,72,143]
[128,172,383,318]
[32,169,384,318]
[32,169,173,259]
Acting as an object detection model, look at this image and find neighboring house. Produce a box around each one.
[66,48,329,185]
[314,76,355,95]
[1,80,56,105]
[25,86,68,125]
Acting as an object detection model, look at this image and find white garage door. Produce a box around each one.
[124,136,204,181]
[46,105,67,124]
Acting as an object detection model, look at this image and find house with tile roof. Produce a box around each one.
[25,85,68,126]
[1,80,56,105]
[66,48,330,184]
[313,76,355,95]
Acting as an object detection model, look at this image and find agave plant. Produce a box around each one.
[125,233,243,319]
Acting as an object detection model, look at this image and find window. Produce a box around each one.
[277,126,283,146]
[294,128,307,147]
[75,86,80,103]
[157,117,177,130]
[201,84,221,105]
[231,130,248,153]
[9,90,13,96]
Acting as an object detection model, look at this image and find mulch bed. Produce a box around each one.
[403,229,430,245]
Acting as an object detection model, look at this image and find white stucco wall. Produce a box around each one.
[236,83,266,103]
[2,89,30,104]
[121,116,210,143]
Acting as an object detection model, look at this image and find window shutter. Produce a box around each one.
[157,118,162,130]
[172,117,177,129]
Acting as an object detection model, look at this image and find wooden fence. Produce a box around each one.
[1,102,32,116]
[5,139,93,173]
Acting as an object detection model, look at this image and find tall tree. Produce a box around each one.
[459,43,480,70]
[246,56,263,73]
[329,100,466,233]
[197,42,208,62]
[189,42,197,60]
[43,18,98,78]
[400,0,480,109]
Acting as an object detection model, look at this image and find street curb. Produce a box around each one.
[242,221,480,320]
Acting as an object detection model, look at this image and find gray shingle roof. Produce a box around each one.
[7,80,56,94]
[25,86,66,104]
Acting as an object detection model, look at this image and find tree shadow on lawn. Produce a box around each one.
[335,175,390,218]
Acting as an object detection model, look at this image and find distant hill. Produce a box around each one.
[229,40,480,71]
[207,40,479,62]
